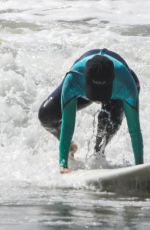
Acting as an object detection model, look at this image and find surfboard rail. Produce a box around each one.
[62,163,150,195]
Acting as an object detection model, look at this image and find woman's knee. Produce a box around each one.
[38,103,49,127]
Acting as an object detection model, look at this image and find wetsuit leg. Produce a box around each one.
[38,83,91,139]
[95,100,124,154]
[38,83,63,139]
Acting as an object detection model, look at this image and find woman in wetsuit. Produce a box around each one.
[38,48,143,173]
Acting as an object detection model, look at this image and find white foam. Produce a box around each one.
[0,0,150,188]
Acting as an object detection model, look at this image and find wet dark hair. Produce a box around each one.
[85,55,115,101]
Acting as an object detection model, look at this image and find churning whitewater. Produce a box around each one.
[0,0,150,186]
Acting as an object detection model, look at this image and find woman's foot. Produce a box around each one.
[69,143,78,159]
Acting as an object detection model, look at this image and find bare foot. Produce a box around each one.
[69,143,78,159]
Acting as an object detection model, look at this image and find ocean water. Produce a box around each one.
[0,0,150,229]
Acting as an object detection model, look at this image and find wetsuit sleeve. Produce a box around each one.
[123,101,143,164]
[59,98,77,168]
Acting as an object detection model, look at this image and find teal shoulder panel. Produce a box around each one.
[61,72,86,110]
[103,54,139,107]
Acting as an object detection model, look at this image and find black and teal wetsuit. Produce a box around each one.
[38,49,143,168]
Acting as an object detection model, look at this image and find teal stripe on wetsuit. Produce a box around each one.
[59,98,77,168]
[123,101,143,164]
[59,50,143,168]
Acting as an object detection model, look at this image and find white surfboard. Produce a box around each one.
[62,163,150,193]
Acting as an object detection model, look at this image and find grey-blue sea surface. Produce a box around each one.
[0,183,150,230]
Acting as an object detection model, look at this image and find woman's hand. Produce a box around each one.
[60,168,72,174]
[60,143,77,174]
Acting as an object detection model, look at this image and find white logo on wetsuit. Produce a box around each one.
[92,80,107,85]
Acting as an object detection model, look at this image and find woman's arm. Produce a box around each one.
[123,101,143,164]
[59,98,77,170]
